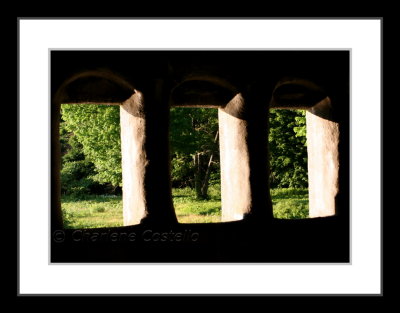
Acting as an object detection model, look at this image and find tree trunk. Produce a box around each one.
[194,153,203,199]
[200,153,214,198]
[199,130,219,199]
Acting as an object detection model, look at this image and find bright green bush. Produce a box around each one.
[60,160,97,196]
[269,109,308,188]
[61,104,122,187]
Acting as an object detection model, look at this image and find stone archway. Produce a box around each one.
[271,79,340,218]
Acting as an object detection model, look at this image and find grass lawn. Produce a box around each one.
[61,186,309,229]
[61,195,123,229]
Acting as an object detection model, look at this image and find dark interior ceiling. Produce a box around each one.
[51,50,349,108]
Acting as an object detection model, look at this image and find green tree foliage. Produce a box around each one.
[61,104,122,188]
[268,109,308,188]
[60,121,100,196]
[170,108,219,157]
[60,104,308,196]
[169,108,220,199]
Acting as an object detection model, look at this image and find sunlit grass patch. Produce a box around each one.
[61,187,309,228]
[271,188,309,219]
[61,195,123,229]
[172,186,221,223]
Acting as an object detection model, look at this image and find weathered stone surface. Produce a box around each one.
[270,78,327,109]
[306,98,339,217]
[59,70,135,104]
[219,96,251,221]
[219,92,273,222]
[120,87,177,226]
[120,92,147,225]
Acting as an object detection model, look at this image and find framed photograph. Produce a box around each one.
[18,18,382,295]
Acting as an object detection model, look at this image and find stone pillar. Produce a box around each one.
[120,82,177,226]
[306,98,339,217]
[219,92,273,222]
[218,99,251,221]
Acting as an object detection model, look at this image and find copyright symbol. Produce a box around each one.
[53,230,65,243]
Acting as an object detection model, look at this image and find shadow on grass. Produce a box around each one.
[270,188,308,200]
[198,207,221,215]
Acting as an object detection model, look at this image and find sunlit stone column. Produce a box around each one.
[306,98,339,217]
[120,83,177,226]
[219,92,273,222]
